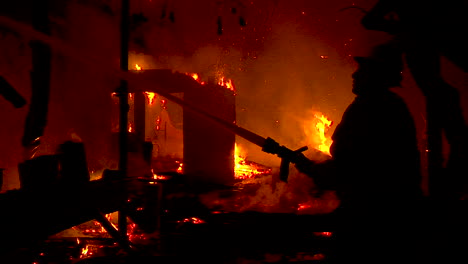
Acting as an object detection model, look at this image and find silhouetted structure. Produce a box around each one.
[361,0,468,199]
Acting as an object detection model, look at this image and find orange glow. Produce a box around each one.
[128,123,133,133]
[298,202,313,211]
[234,144,271,179]
[144,92,156,105]
[135,64,142,71]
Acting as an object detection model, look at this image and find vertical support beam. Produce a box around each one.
[426,102,445,199]
[135,92,146,144]
[22,0,51,157]
[118,0,130,238]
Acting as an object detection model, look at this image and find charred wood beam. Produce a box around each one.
[22,0,51,150]
[0,178,142,254]
[119,0,131,240]
[0,76,26,108]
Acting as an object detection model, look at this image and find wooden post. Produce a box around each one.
[426,102,445,199]
[118,0,130,238]
[22,0,51,157]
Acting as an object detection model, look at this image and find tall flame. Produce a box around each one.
[217,76,235,91]
[315,113,332,154]
[144,92,156,105]
[303,112,333,155]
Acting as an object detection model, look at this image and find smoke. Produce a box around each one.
[199,170,340,214]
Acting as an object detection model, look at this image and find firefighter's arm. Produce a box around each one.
[294,153,338,190]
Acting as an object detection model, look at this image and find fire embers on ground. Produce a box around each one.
[199,169,340,215]
[39,213,153,263]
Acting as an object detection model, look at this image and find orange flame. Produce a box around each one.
[80,245,89,258]
[144,92,156,105]
[314,114,332,154]
[128,123,133,133]
[234,144,270,179]
[303,112,333,155]
[217,76,235,91]
[135,64,142,71]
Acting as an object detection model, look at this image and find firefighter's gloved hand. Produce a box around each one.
[293,153,315,176]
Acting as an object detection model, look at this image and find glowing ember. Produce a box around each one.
[313,232,333,237]
[135,64,142,71]
[155,116,161,130]
[80,245,89,259]
[234,144,271,179]
[128,123,133,133]
[176,162,183,173]
[153,174,170,180]
[177,217,206,224]
[144,92,156,105]
[297,201,313,211]
[189,73,206,85]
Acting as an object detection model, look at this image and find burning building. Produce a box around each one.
[1,0,468,263]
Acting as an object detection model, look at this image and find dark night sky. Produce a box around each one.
[0,0,466,190]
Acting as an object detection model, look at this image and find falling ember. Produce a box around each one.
[144,91,156,105]
[315,114,332,154]
[135,64,142,71]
